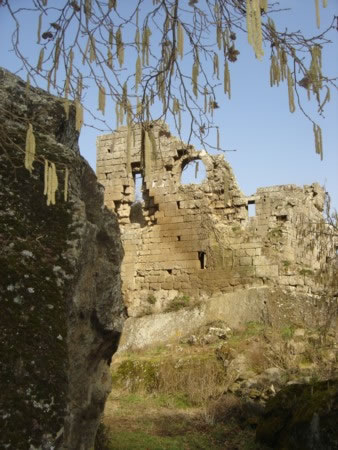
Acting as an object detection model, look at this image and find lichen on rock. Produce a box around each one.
[0,67,125,449]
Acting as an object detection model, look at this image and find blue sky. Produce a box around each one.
[1,0,337,210]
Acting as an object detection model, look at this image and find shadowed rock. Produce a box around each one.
[0,68,125,449]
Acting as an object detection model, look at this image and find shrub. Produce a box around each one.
[146,294,156,305]
[165,294,190,312]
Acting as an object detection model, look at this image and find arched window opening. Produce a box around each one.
[180,159,206,185]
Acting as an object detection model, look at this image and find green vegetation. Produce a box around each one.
[165,294,190,312]
[96,390,264,450]
[147,294,157,305]
[98,318,338,449]
[280,325,295,341]
[299,267,314,276]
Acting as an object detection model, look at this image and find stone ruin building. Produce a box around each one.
[97,122,337,317]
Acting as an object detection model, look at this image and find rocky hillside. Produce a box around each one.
[0,68,125,449]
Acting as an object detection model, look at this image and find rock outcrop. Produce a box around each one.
[0,68,125,449]
[256,380,338,449]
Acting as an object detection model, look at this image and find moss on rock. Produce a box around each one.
[256,380,338,449]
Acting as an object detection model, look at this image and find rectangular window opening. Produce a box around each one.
[277,215,288,222]
[177,201,181,209]
[177,236,181,241]
[133,173,144,203]
[198,251,207,269]
[248,201,256,217]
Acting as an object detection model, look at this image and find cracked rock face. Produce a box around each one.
[0,68,125,449]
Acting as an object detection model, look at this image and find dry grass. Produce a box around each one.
[157,357,227,405]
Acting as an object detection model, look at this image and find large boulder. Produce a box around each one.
[0,68,125,449]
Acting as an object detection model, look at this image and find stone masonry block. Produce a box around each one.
[256,265,279,277]
[239,256,252,266]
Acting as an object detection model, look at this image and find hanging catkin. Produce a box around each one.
[246,0,264,59]
[75,100,84,131]
[64,73,70,99]
[322,0,328,7]
[195,161,199,179]
[287,67,296,113]
[77,74,83,99]
[309,45,322,93]
[192,57,199,98]
[279,48,287,81]
[217,127,220,150]
[224,61,231,99]
[55,38,61,70]
[108,0,116,10]
[25,123,35,173]
[107,48,113,69]
[136,97,142,117]
[64,168,69,201]
[47,70,52,92]
[82,37,90,65]
[135,55,142,92]
[173,98,181,133]
[37,13,42,44]
[315,0,320,28]
[43,159,48,195]
[213,53,219,79]
[142,27,151,65]
[68,49,74,77]
[260,0,268,12]
[135,29,140,53]
[109,29,114,46]
[116,27,124,67]
[313,124,323,160]
[148,128,157,161]
[46,163,58,206]
[320,87,330,110]
[269,54,280,87]
[217,22,222,51]
[177,22,184,59]
[98,85,106,114]
[85,0,92,19]
[89,36,97,63]
[37,48,44,72]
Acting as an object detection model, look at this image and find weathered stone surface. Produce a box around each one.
[118,288,270,351]
[0,68,125,449]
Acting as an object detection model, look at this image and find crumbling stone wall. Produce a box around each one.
[97,123,335,316]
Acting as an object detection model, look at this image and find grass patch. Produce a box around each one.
[243,321,266,338]
[101,390,262,450]
[105,429,219,449]
[280,325,295,340]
